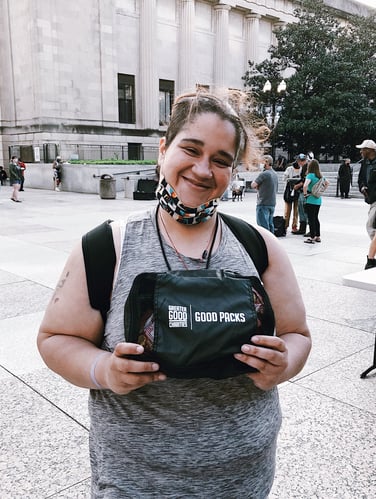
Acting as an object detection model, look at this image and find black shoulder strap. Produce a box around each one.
[219,213,268,276]
[82,214,268,319]
[82,219,115,322]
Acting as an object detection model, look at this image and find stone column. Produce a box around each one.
[179,0,195,93]
[245,13,261,66]
[213,3,231,89]
[272,21,286,47]
[139,0,159,129]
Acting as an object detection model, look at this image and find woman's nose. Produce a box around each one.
[193,156,212,177]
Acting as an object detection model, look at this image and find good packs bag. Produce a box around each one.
[124,269,275,379]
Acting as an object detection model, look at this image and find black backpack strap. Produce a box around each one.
[82,219,116,322]
[219,213,268,276]
[82,214,268,321]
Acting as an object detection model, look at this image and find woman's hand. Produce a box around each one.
[97,343,166,395]
[234,335,288,391]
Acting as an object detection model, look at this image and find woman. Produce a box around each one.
[283,161,302,232]
[38,90,311,498]
[8,156,22,202]
[303,159,329,244]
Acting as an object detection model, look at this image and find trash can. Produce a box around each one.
[99,174,116,199]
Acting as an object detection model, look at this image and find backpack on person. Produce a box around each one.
[82,213,269,322]
[311,177,328,198]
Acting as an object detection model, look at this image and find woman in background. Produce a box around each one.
[303,159,329,244]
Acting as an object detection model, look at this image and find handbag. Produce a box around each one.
[124,269,275,379]
[311,177,328,198]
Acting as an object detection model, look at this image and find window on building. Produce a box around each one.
[128,143,143,161]
[118,74,135,124]
[159,80,174,126]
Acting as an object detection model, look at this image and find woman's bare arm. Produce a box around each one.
[235,227,311,390]
[37,227,166,393]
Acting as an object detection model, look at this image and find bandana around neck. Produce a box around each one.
[156,177,219,225]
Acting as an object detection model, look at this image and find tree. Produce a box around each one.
[242,0,376,160]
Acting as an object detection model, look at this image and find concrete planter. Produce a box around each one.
[23,163,157,196]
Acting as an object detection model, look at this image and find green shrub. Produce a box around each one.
[69,160,156,165]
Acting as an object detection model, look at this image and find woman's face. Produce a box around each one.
[158,113,236,207]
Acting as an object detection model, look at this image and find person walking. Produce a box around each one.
[357,139,376,270]
[290,154,309,235]
[251,154,278,233]
[37,89,310,498]
[338,158,352,198]
[303,159,329,244]
[283,161,301,233]
[8,156,22,202]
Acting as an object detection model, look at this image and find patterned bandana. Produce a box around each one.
[156,177,219,225]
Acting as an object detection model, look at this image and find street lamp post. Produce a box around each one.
[262,79,287,158]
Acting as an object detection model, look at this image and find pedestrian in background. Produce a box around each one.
[8,156,22,203]
[283,161,301,233]
[52,156,63,191]
[18,158,26,191]
[251,154,278,233]
[290,154,309,235]
[0,166,8,186]
[337,158,352,198]
[303,159,329,244]
[357,139,376,270]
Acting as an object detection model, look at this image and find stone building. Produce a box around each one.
[0,0,373,165]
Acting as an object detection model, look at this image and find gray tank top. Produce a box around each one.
[89,208,281,498]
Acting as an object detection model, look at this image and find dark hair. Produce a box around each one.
[164,90,263,169]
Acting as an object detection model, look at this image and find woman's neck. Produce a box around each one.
[158,206,220,259]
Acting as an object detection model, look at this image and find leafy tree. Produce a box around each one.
[242,0,376,160]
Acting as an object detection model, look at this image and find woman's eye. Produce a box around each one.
[214,158,231,168]
[183,147,198,155]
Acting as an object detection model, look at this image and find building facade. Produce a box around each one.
[0,0,372,164]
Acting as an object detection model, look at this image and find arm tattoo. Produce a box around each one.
[52,271,70,304]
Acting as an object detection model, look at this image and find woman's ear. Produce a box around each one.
[158,137,166,165]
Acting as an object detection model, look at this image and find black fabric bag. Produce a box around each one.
[124,269,275,379]
[273,216,286,237]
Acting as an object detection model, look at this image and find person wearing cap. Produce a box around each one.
[251,155,278,233]
[290,153,309,235]
[357,139,376,270]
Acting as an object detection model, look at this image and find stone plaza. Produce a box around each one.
[0,183,375,497]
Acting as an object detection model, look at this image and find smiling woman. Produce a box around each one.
[37,88,311,498]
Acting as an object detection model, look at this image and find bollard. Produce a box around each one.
[99,174,116,199]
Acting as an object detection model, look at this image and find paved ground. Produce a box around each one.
[1,185,375,498]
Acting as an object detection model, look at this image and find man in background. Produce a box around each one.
[357,139,376,270]
[251,155,278,233]
[291,153,309,235]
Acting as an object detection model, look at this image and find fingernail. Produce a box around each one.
[152,363,159,371]
[136,345,144,353]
